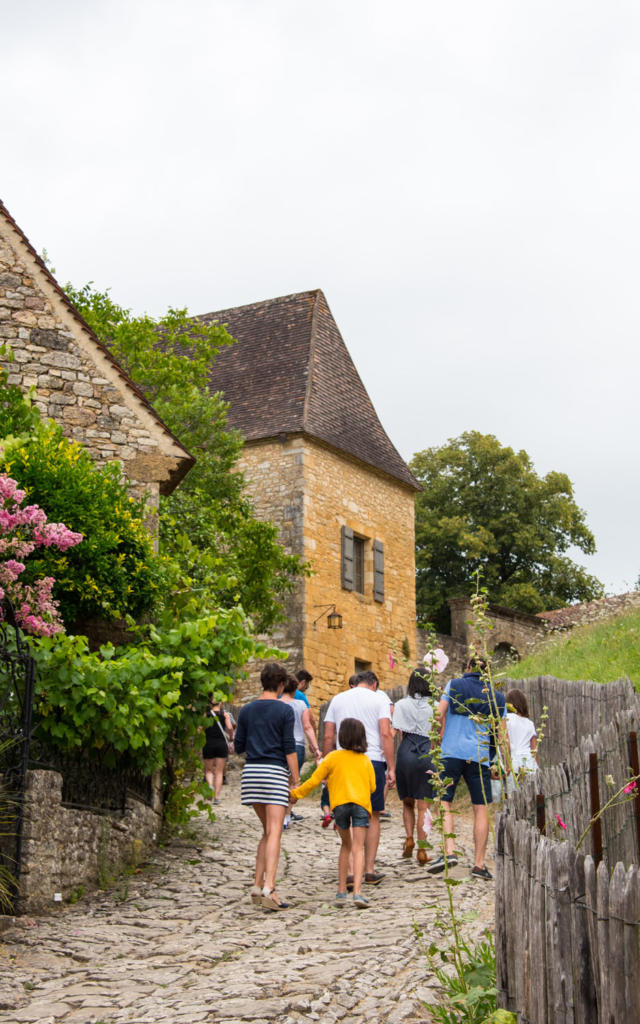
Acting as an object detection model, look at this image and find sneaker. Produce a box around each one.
[290,811,304,821]
[380,810,391,820]
[353,893,370,908]
[364,872,385,885]
[321,813,333,828]
[426,854,458,874]
[472,865,493,881]
[334,891,349,907]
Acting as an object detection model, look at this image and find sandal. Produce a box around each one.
[402,837,415,858]
[261,887,289,911]
[416,848,430,866]
[250,885,263,905]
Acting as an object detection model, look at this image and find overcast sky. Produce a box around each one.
[3,1,639,595]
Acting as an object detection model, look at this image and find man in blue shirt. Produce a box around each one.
[429,657,507,880]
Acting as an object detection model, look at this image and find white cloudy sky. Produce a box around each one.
[2,0,639,595]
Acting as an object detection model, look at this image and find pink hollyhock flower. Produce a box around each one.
[555,814,567,830]
[424,648,449,674]
[388,651,396,668]
[624,780,637,795]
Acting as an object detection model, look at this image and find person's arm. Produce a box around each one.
[380,717,395,787]
[286,750,300,789]
[301,708,321,761]
[233,713,246,755]
[437,698,449,743]
[323,720,337,757]
[291,758,330,801]
[530,733,538,763]
[223,711,234,742]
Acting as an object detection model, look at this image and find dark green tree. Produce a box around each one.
[65,283,305,631]
[411,431,604,632]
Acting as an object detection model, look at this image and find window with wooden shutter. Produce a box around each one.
[373,539,385,603]
[341,526,354,591]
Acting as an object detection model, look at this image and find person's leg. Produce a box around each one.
[416,799,429,843]
[351,827,367,894]
[337,828,353,892]
[213,758,225,799]
[263,803,287,892]
[364,811,381,874]
[402,799,415,840]
[203,757,214,789]
[252,803,267,889]
[472,803,490,869]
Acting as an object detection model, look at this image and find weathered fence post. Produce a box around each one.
[588,752,603,867]
[536,792,546,835]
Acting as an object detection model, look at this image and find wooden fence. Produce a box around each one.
[495,680,640,1023]
[503,675,640,769]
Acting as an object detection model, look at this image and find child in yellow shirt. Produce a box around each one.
[290,717,376,908]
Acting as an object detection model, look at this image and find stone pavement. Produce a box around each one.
[0,764,495,1024]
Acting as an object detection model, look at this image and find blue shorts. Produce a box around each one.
[371,760,387,813]
[333,802,370,829]
[441,757,493,805]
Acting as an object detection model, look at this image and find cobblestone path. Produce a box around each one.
[0,765,495,1024]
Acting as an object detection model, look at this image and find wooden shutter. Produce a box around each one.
[373,539,385,603]
[341,526,354,590]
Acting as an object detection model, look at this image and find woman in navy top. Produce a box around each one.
[234,662,299,910]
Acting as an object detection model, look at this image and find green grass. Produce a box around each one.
[513,606,640,689]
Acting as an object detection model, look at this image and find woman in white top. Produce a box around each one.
[393,668,436,865]
[504,688,537,795]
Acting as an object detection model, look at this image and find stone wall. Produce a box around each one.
[302,441,416,709]
[448,597,547,659]
[17,769,162,914]
[233,436,417,711]
[0,221,185,507]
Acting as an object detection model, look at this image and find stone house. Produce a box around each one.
[0,200,194,516]
[199,290,420,708]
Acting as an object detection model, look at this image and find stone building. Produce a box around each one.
[0,201,194,515]
[199,290,420,708]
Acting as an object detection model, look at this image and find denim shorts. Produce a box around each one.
[333,802,370,829]
[441,757,493,805]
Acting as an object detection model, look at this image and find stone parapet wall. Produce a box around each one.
[17,769,162,914]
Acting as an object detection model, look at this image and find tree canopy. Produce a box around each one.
[410,431,604,632]
[65,283,306,632]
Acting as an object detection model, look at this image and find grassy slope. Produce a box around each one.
[514,606,640,690]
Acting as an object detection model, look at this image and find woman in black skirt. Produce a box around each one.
[393,668,436,865]
[203,696,234,803]
[234,662,299,910]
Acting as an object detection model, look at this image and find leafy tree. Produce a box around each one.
[411,431,604,632]
[65,283,306,631]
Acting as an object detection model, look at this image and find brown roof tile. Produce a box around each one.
[198,290,419,490]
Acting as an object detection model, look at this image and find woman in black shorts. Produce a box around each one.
[234,662,299,910]
[203,696,234,803]
[393,668,436,865]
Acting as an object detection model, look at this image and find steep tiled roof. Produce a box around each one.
[198,290,419,490]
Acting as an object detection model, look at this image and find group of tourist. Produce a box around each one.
[205,655,538,911]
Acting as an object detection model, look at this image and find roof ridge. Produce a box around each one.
[302,291,321,428]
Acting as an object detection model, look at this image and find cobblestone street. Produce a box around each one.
[0,764,495,1024]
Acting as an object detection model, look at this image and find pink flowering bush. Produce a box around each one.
[0,474,82,635]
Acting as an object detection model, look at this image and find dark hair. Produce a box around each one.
[296,669,313,684]
[261,662,288,692]
[506,688,529,718]
[407,668,432,698]
[348,673,359,688]
[467,656,488,674]
[338,717,367,753]
[282,674,298,695]
[358,670,379,690]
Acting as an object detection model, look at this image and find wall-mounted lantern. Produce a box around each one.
[313,604,343,631]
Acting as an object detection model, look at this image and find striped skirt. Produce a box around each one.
[241,762,290,806]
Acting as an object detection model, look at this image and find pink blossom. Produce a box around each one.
[424,648,450,674]
[624,780,637,795]
[555,814,567,830]
[389,651,396,668]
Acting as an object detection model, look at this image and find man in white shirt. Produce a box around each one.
[322,670,395,884]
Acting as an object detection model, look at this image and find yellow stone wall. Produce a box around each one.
[301,442,417,709]
[233,435,417,712]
